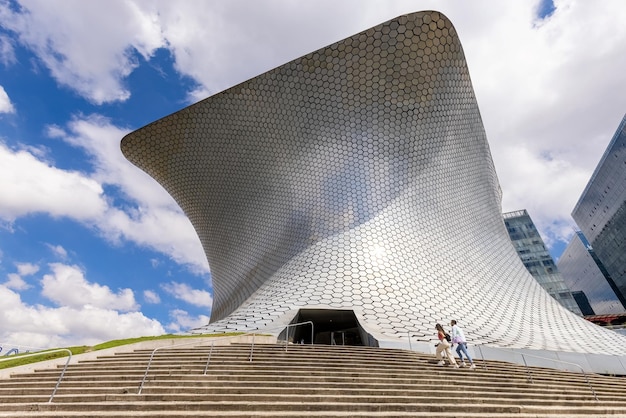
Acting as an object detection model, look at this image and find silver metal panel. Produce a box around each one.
[121,11,626,356]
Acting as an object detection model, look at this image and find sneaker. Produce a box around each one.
[451,364,459,368]
[469,363,476,369]
[437,360,445,366]
[461,361,467,367]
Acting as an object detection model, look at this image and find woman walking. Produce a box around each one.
[435,323,458,367]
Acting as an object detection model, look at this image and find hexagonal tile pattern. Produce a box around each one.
[121,11,626,355]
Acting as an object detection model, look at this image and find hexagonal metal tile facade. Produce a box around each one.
[121,11,626,355]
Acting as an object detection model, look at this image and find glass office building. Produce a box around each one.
[572,114,626,305]
[571,291,595,316]
[558,231,626,314]
[503,210,582,315]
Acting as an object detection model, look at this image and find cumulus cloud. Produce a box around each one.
[0,260,211,348]
[0,142,107,222]
[4,273,29,291]
[165,309,210,333]
[0,0,165,104]
[0,285,165,348]
[497,144,592,246]
[161,282,213,308]
[41,263,139,311]
[3,262,39,291]
[16,262,39,276]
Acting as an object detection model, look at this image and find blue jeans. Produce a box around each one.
[456,342,473,363]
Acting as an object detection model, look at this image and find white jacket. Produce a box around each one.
[451,324,466,344]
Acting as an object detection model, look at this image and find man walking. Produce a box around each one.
[450,320,476,369]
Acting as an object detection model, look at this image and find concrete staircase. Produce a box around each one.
[1,342,626,417]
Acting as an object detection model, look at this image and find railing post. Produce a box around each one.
[203,342,214,375]
[138,350,158,395]
[249,333,255,362]
[502,348,598,402]
[477,345,486,369]
[583,371,598,401]
[0,347,72,403]
[407,332,412,351]
[47,349,72,403]
[520,354,533,383]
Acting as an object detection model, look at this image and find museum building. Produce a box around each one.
[121,11,626,374]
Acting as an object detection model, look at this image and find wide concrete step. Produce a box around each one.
[0,412,624,418]
[0,413,623,418]
[17,360,607,382]
[0,391,616,407]
[0,384,603,399]
[0,375,604,398]
[2,400,625,415]
[57,351,621,380]
[0,370,613,393]
[0,379,606,400]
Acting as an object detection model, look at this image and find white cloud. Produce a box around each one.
[46,244,68,259]
[0,142,107,222]
[497,144,591,246]
[161,282,213,308]
[0,0,164,104]
[144,289,160,304]
[0,85,14,114]
[3,263,39,291]
[165,309,210,333]
[16,262,39,276]
[4,273,29,291]
[41,263,139,311]
[0,285,164,348]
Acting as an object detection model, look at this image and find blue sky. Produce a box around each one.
[1,0,626,349]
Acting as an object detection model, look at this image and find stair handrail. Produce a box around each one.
[202,321,314,375]
[0,348,72,403]
[281,321,314,352]
[137,333,253,395]
[139,321,315,395]
[502,348,598,401]
[404,335,598,401]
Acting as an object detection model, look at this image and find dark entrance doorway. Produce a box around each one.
[287,309,375,346]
